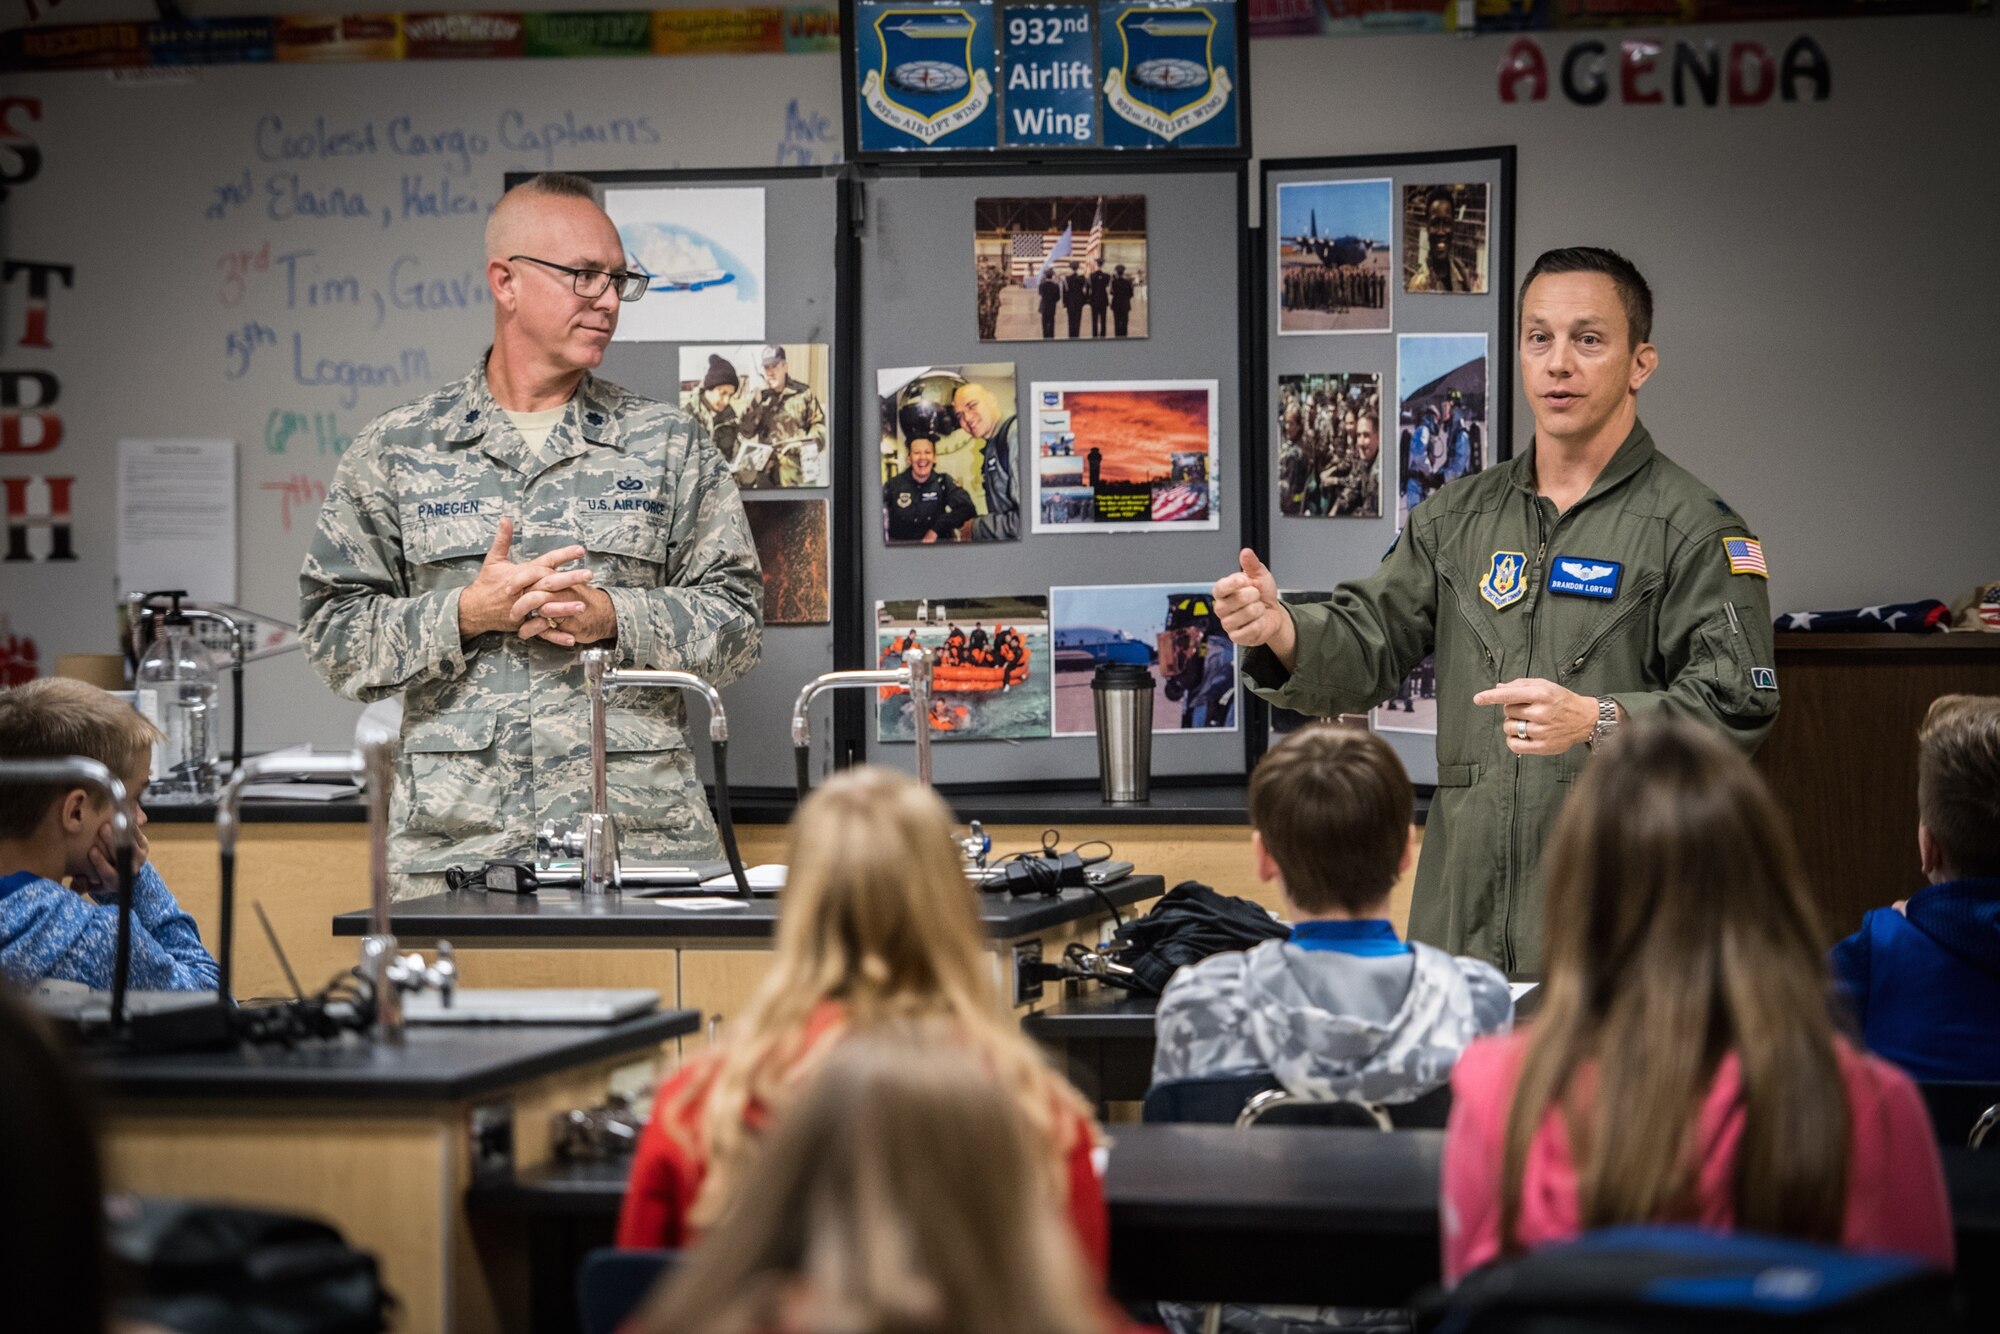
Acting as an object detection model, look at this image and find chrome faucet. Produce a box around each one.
[791,645,935,797]
[541,649,746,897]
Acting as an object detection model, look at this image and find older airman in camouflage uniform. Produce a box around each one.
[738,345,826,488]
[300,173,762,898]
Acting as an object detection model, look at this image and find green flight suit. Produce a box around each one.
[1243,423,1779,971]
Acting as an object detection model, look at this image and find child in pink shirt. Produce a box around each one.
[1439,721,1954,1285]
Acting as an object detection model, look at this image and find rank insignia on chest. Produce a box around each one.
[1480,551,1528,610]
[896,491,913,508]
[1548,557,1622,600]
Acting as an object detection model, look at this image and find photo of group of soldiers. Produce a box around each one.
[678,343,830,489]
[1375,653,1439,735]
[1275,177,1395,334]
[1401,182,1489,295]
[1276,372,1382,519]
[1396,334,1489,529]
[1279,266,1389,322]
[973,195,1150,341]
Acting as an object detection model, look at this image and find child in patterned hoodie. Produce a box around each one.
[1150,723,1511,1334]
[0,678,217,992]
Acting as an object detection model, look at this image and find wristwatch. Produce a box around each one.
[1586,696,1619,750]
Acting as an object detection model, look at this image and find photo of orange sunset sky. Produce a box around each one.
[1061,388,1213,481]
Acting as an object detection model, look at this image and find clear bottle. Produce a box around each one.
[134,592,219,803]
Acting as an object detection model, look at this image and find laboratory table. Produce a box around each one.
[88,1008,698,1334]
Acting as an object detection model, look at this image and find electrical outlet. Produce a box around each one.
[1013,939,1044,1007]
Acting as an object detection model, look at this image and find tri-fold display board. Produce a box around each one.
[569,144,1513,797]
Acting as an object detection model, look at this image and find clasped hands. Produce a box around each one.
[458,517,614,649]
[1212,546,1596,756]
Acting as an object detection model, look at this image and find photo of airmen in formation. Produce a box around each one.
[1374,653,1439,735]
[1276,372,1383,519]
[1397,333,1489,529]
[974,195,1149,342]
[1275,178,1394,334]
[877,364,1021,545]
[875,596,1051,742]
[677,343,830,489]
[1402,182,1490,295]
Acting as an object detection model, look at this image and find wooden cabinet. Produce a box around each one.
[1756,634,2000,941]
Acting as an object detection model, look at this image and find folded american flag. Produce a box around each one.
[1774,600,1951,633]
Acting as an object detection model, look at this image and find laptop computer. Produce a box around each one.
[402,988,661,1025]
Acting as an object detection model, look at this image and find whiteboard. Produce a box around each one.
[0,53,844,750]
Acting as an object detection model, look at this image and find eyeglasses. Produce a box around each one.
[508,255,650,302]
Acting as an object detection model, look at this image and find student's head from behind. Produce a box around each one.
[774,766,987,1016]
[1917,694,2000,881]
[1248,724,1413,920]
[1508,720,1846,1250]
[639,1026,1102,1334]
[0,988,107,1334]
[684,766,1093,1229]
[0,678,159,879]
[1517,246,1658,449]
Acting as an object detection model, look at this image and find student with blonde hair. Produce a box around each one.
[0,678,216,992]
[635,1026,1116,1334]
[1440,720,1952,1281]
[616,766,1106,1269]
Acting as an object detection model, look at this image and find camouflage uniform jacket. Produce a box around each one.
[300,359,763,891]
[742,376,826,487]
[1152,934,1512,1106]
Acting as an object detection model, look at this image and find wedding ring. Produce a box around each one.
[1516,719,1529,740]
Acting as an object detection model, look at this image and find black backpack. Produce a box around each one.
[1104,879,1290,996]
[107,1195,393,1334]
[1414,1226,1960,1333]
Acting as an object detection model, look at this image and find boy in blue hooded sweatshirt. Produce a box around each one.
[1832,693,2000,1081]
[0,678,217,993]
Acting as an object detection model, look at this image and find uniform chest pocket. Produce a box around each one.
[583,511,670,585]
[398,710,503,839]
[405,515,494,567]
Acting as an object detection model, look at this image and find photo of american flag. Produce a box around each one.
[974,194,1148,342]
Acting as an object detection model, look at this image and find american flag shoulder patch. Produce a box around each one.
[1722,536,1769,578]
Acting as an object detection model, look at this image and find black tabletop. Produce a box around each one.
[148,783,1432,829]
[465,1126,2000,1312]
[87,1007,698,1103]
[332,875,1164,942]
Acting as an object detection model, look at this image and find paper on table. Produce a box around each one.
[118,440,237,602]
[1508,982,1539,1001]
[701,863,787,890]
[643,896,747,911]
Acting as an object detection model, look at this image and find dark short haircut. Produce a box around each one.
[1521,246,1653,347]
[1918,695,2000,876]
[1249,724,1412,914]
[1425,185,1455,212]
